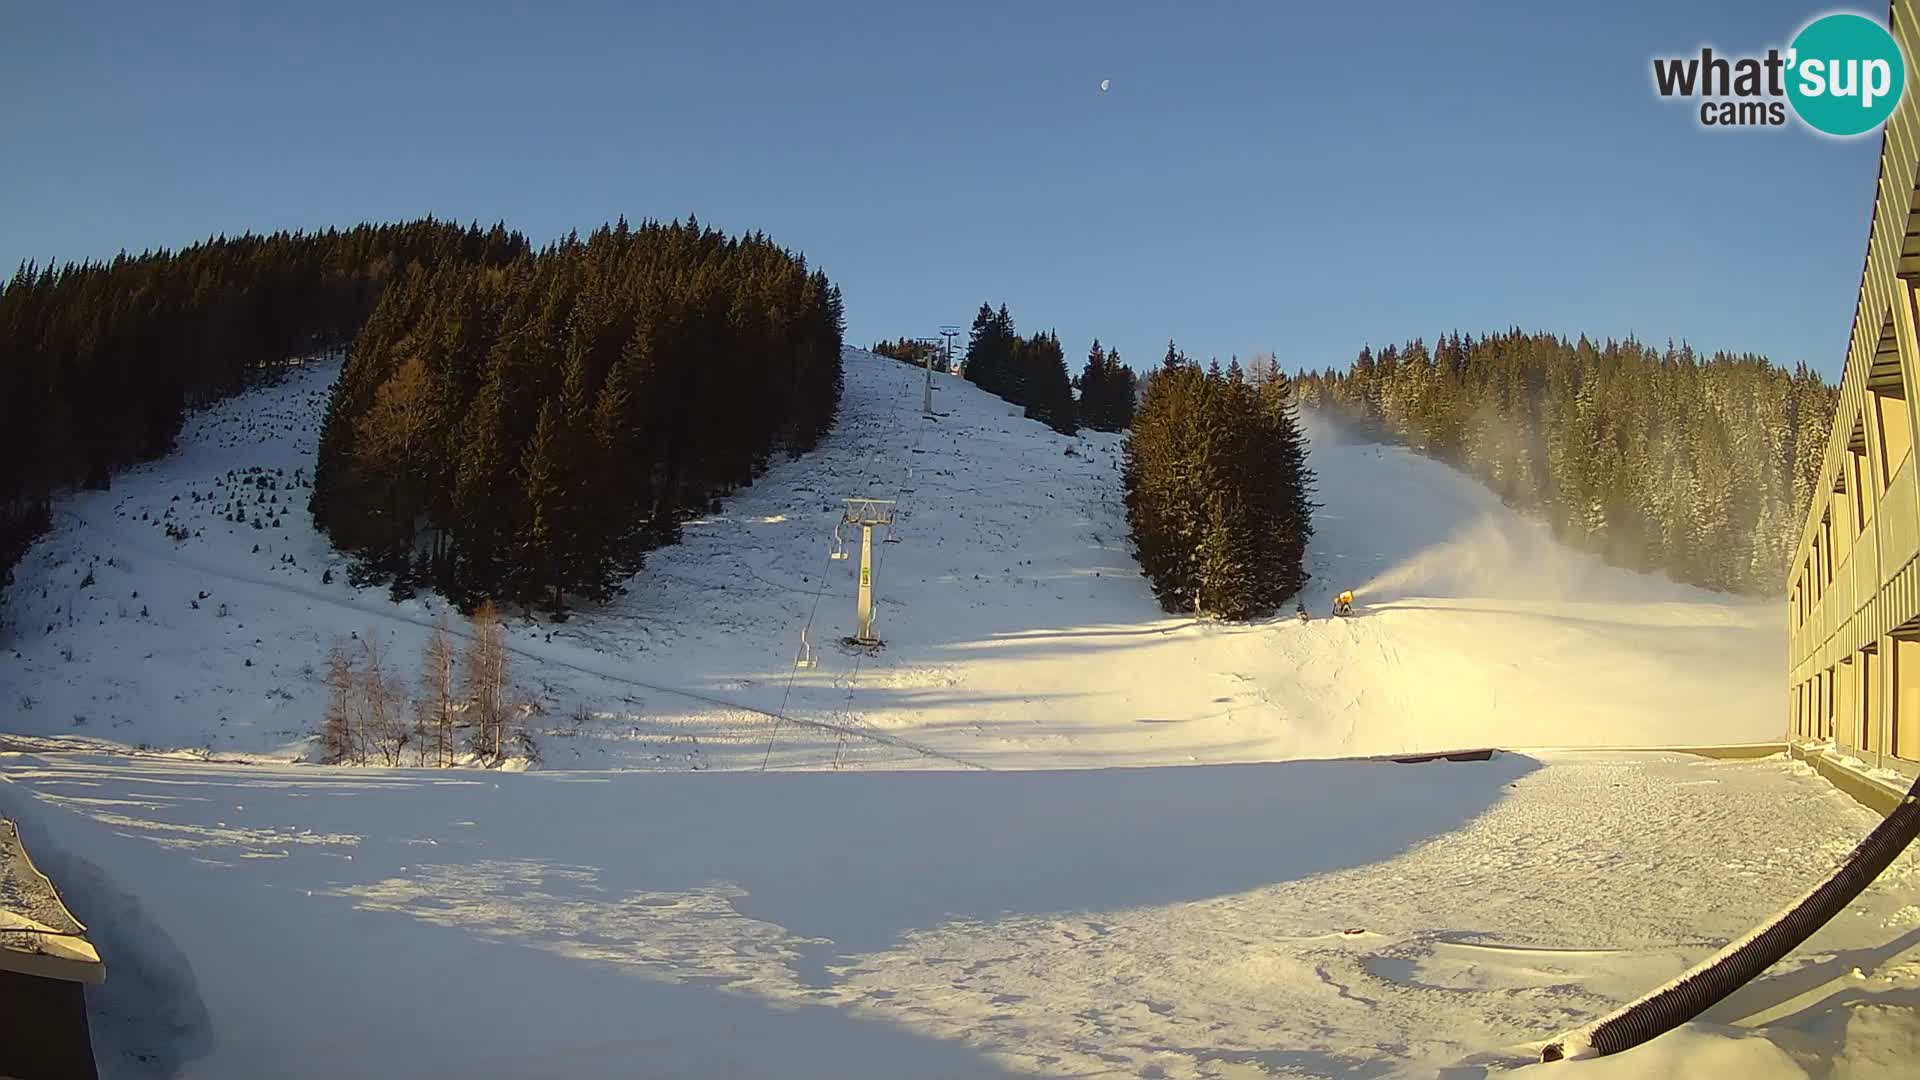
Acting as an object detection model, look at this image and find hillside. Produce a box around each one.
[3,347,1916,1078]
[2,348,1783,768]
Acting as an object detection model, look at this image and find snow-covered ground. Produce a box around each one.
[3,748,1917,1078]
[1,349,1782,768]
[3,348,1916,1078]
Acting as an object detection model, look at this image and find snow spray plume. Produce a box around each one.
[1297,404,1380,449]
[1306,405,1691,607]
[1355,517,1626,605]
[1542,771,1920,1062]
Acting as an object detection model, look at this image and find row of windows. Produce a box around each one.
[1790,321,1915,633]
[1792,636,1920,762]
[1792,668,1837,742]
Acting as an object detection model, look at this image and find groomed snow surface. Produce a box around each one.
[2,350,1918,1077]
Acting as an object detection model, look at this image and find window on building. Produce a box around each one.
[1875,387,1911,491]
[1847,418,1872,534]
[1821,514,1834,585]
[1870,311,1911,491]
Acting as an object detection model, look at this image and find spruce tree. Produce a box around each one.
[1163,339,1185,373]
[1106,347,1136,429]
[1003,334,1033,408]
[519,399,567,615]
[588,353,647,594]
[1079,338,1109,430]
[1124,358,1316,619]
[1022,331,1077,435]
[1256,369,1316,601]
[963,302,1006,395]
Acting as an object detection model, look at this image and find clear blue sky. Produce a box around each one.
[0,1,1884,380]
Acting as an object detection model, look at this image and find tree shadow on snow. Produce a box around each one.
[1,767,1043,1080]
[5,750,1539,1075]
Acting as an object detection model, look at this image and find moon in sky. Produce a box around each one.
[1100,79,1111,92]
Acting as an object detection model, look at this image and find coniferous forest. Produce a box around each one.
[1294,331,1837,595]
[1076,337,1139,433]
[310,218,845,615]
[871,337,949,372]
[0,219,529,604]
[959,303,1079,435]
[1124,344,1316,619]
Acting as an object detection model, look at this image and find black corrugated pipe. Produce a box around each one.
[1540,769,1920,1062]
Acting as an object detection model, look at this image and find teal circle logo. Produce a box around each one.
[1787,13,1906,136]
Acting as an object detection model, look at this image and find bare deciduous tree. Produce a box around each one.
[464,599,509,762]
[361,627,409,766]
[322,634,357,763]
[420,615,457,767]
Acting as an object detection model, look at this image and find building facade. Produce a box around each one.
[1788,1,1920,773]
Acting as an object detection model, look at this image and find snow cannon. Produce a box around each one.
[1331,590,1355,617]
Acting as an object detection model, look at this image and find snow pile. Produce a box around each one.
[2,349,1783,769]
[1527,1026,1809,1078]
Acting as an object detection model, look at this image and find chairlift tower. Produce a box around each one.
[939,325,961,406]
[837,497,897,646]
[940,326,960,373]
[917,336,942,416]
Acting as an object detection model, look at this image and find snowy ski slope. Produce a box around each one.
[2,348,1783,768]
[5,348,1915,1079]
